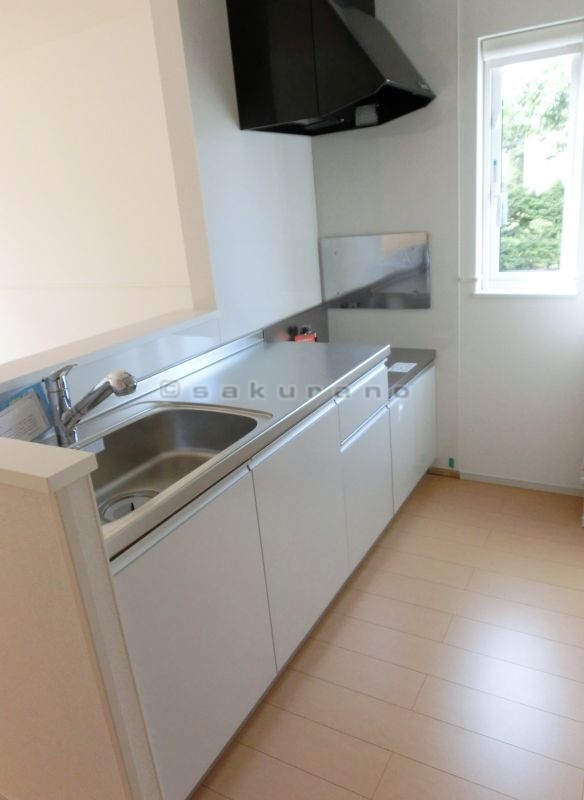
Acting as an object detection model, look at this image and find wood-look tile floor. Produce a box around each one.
[194,476,584,800]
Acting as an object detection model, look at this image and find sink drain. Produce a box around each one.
[99,490,159,523]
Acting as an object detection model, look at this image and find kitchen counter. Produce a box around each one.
[162,340,391,415]
[89,340,391,558]
[387,347,436,396]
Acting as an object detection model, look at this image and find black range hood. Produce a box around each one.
[225,0,435,136]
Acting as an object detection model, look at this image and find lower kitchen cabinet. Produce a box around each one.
[390,365,437,510]
[250,400,348,669]
[108,360,436,799]
[415,365,438,475]
[111,469,276,800]
[341,405,394,571]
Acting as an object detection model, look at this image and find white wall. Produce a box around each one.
[315,0,584,490]
[459,0,584,490]
[314,0,460,469]
[177,0,322,343]
[0,0,214,365]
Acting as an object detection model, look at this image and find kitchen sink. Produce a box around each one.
[90,406,261,523]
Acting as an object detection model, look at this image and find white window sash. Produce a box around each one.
[477,20,584,295]
[482,20,584,62]
[560,51,584,277]
[481,63,503,290]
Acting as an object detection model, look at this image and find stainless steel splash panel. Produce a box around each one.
[319,232,430,309]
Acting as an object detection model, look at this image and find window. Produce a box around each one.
[478,21,584,294]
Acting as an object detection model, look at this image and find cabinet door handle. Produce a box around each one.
[335,362,387,403]
[112,466,251,571]
[249,400,337,469]
[340,405,389,453]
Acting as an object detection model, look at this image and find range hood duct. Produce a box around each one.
[225,0,435,136]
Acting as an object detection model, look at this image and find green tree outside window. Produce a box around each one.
[500,58,570,271]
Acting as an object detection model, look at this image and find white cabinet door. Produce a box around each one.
[389,389,418,513]
[112,470,276,800]
[250,401,348,669]
[414,365,437,479]
[390,366,437,511]
[341,406,394,571]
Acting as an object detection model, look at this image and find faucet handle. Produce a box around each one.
[44,363,78,384]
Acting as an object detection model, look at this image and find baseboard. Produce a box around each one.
[427,467,461,479]
[460,472,583,497]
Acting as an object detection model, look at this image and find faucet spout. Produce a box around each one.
[62,371,137,431]
[43,367,137,446]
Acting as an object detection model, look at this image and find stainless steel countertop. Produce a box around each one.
[94,340,391,560]
[387,348,436,396]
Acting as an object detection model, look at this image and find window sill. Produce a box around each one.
[473,291,581,297]
[462,275,583,297]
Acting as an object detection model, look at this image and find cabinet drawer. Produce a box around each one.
[336,363,388,442]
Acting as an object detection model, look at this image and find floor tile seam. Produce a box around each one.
[406,512,584,545]
[447,611,584,652]
[408,704,584,772]
[367,548,477,577]
[483,530,584,567]
[413,488,581,505]
[383,531,584,569]
[441,621,584,686]
[413,673,584,727]
[357,560,473,589]
[378,541,584,592]
[200,786,231,800]
[287,666,422,710]
[392,518,492,542]
[411,483,579,505]
[409,503,583,530]
[330,607,584,684]
[495,509,584,526]
[307,634,430,675]
[370,752,395,800]
[236,729,384,797]
[307,636,584,725]
[373,752,524,800]
[262,699,397,755]
[485,520,584,538]
[262,699,584,780]
[343,586,584,652]
[330,606,456,644]
[405,499,505,515]
[410,673,428,708]
[488,527,584,545]
[466,571,584,617]
[441,614,456,642]
[464,566,477,589]
[284,664,584,730]
[341,587,454,624]
[351,572,467,602]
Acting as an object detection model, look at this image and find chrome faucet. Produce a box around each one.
[43,364,137,446]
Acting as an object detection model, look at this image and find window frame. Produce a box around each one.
[476,21,584,296]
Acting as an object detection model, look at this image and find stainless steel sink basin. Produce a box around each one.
[90,406,259,523]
